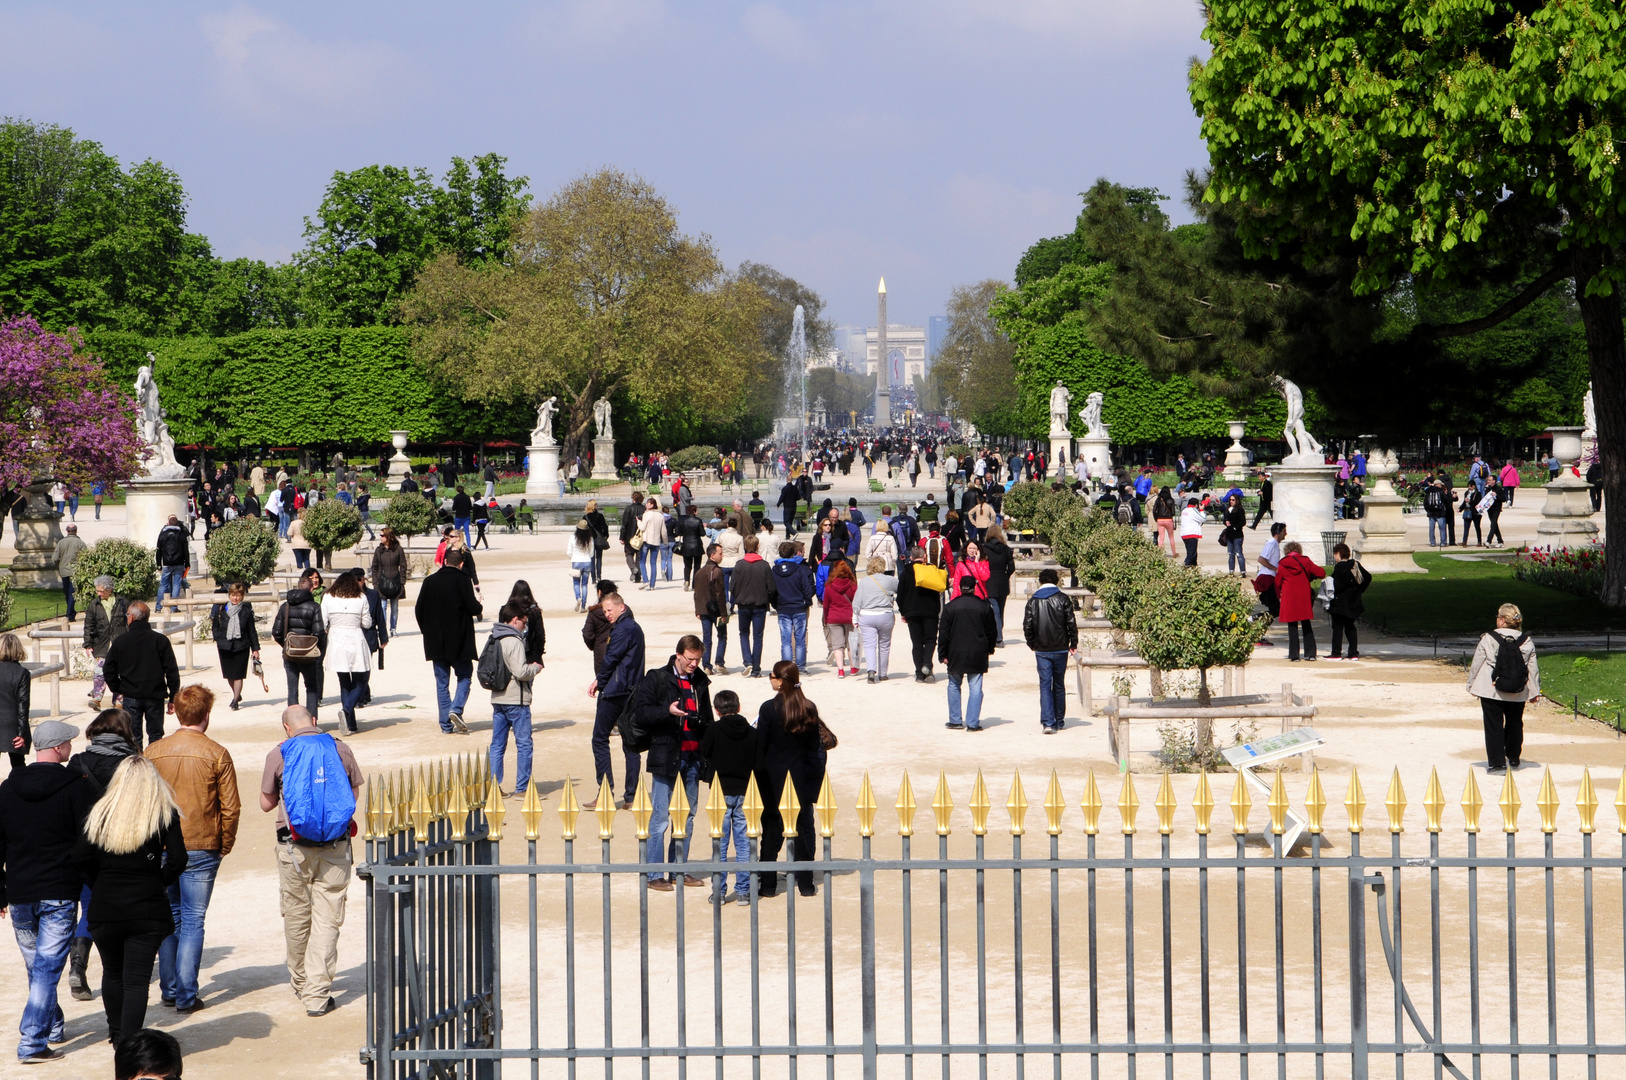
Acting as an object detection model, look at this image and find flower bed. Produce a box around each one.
[1512,545,1604,600]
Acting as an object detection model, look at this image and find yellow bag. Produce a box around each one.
[913,563,948,592]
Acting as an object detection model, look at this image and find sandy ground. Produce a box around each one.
[0,472,1619,1079]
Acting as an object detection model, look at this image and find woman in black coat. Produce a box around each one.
[896,552,944,683]
[68,709,140,791]
[0,633,32,772]
[74,755,187,1048]
[211,581,262,710]
[506,579,547,665]
[980,525,1017,647]
[1327,542,1370,660]
[584,500,611,581]
[753,661,827,898]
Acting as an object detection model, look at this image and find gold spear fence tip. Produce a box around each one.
[447,768,469,842]
[897,770,917,838]
[706,780,727,840]
[932,772,954,837]
[743,774,764,839]
[539,778,560,841]
[1345,768,1366,834]
[594,776,618,839]
[969,770,991,836]
[1536,767,1559,834]
[1304,768,1326,836]
[1269,768,1290,837]
[410,767,433,843]
[1462,769,1484,834]
[779,774,802,839]
[482,769,506,841]
[670,776,691,840]
[362,781,376,841]
[1119,772,1140,836]
[1384,768,1406,835]
[1192,771,1215,836]
[1044,769,1066,837]
[815,773,837,838]
[1008,770,1029,836]
[1230,770,1251,836]
[1423,768,1445,834]
[1154,772,1176,836]
[1499,769,1522,834]
[1577,768,1598,835]
[631,775,653,840]
[393,770,406,835]
[855,772,877,838]
[1080,769,1103,836]
[1616,770,1626,835]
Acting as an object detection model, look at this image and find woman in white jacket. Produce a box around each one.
[638,498,668,589]
[321,573,373,734]
[863,521,898,573]
[1178,498,1206,567]
[567,520,597,612]
[718,519,745,612]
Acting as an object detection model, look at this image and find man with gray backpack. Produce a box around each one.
[1466,603,1542,775]
[258,705,362,1017]
[479,604,544,798]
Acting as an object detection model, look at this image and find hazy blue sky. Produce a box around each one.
[1,1,1209,328]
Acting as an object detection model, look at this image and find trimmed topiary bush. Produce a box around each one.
[302,499,363,554]
[1095,542,1172,629]
[1000,481,1050,529]
[667,445,720,473]
[205,518,281,585]
[72,537,158,600]
[1132,568,1264,711]
[1070,523,1146,590]
[1031,487,1087,542]
[376,490,436,538]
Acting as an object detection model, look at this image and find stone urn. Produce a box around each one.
[1537,426,1598,542]
[1223,420,1249,481]
[386,431,412,491]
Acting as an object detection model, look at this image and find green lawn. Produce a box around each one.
[1539,652,1626,727]
[3,587,69,631]
[1360,553,1625,636]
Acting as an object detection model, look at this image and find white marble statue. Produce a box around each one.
[134,356,185,479]
[1584,384,1596,438]
[593,396,614,441]
[531,396,558,445]
[1049,382,1073,435]
[1275,375,1323,463]
[1082,392,1106,439]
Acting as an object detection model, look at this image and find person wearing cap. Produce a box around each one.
[103,602,182,748]
[52,525,87,622]
[0,719,97,1063]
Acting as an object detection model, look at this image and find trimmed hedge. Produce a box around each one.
[72,538,158,601]
[205,518,280,585]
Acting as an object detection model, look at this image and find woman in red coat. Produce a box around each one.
[1273,541,1325,661]
[821,560,858,677]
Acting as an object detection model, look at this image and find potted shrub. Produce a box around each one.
[376,490,436,540]
[205,518,281,586]
[302,500,363,562]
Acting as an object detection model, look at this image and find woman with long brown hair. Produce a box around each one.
[753,661,828,898]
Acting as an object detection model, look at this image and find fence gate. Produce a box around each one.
[361,757,1626,1079]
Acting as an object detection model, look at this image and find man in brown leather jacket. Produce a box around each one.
[145,684,240,1012]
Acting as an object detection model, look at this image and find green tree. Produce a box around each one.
[400,168,769,463]
[205,518,281,585]
[930,280,1018,430]
[1190,0,1626,602]
[376,489,436,538]
[302,499,363,556]
[1132,569,1262,726]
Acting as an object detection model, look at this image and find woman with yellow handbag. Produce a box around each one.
[896,546,946,683]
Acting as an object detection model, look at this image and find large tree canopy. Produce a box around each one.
[1191,0,1626,603]
[400,169,769,460]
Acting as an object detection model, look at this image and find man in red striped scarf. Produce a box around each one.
[629,636,713,892]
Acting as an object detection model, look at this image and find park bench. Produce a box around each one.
[27,615,204,714]
[1102,682,1316,775]
[1073,650,1250,717]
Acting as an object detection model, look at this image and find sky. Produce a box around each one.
[0,1,1210,329]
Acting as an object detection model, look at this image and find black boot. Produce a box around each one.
[69,937,93,1001]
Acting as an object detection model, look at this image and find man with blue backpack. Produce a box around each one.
[259,705,362,1018]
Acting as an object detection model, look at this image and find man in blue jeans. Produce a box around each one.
[730,535,775,677]
[770,541,816,669]
[146,684,240,1012]
[590,594,646,809]
[938,576,997,731]
[1023,568,1078,734]
[0,720,98,1063]
[487,605,544,796]
[415,549,484,734]
[630,636,712,890]
[154,514,191,613]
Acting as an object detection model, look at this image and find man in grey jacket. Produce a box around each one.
[488,604,544,797]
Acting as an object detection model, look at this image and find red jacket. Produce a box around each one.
[822,574,856,625]
[1274,551,1325,622]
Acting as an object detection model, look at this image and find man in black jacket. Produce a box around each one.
[729,536,776,677]
[777,480,801,537]
[938,577,998,731]
[155,514,190,613]
[414,549,483,734]
[896,552,943,683]
[103,602,181,747]
[1023,569,1078,734]
[451,486,474,546]
[589,595,645,809]
[620,493,646,582]
[0,720,97,1062]
[630,637,713,892]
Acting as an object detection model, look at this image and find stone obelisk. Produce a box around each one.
[875,277,891,427]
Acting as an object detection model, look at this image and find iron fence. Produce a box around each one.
[360,759,1626,1080]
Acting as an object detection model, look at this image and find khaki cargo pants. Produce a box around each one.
[276,838,352,1011]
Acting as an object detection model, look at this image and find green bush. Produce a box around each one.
[1031,488,1087,542]
[205,518,281,585]
[376,490,436,537]
[943,443,972,461]
[1132,568,1264,707]
[1095,542,1172,629]
[667,445,720,472]
[1071,523,1146,589]
[0,577,12,630]
[302,499,363,553]
[72,538,159,600]
[1000,481,1051,528]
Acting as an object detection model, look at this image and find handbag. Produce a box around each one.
[284,633,321,661]
[817,719,838,751]
[629,534,645,550]
[913,563,948,591]
[376,575,404,600]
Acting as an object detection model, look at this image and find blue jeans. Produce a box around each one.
[455,516,471,544]
[278,509,291,539]
[640,543,661,584]
[386,596,398,633]
[947,670,985,729]
[721,567,733,610]
[433,659,472,732]
[157,849,222,1009]
[490,703,533,791]
[778,611,808,668]
[11,899,74,1058]
[700,618,726,666]
[1227,537,1245,572]
[738,606,768,671]
[157,565,187,611]
[714,793,751,897]
[572,564,593,607]
[61,576,77,622]
[647,760,701,882]
[1428,516,1445,546]
[990,596,1006,645]
[1034,651,1069,729]
[659,542,674,580]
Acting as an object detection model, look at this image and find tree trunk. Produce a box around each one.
[1194,667,1214,759]
[1573,248,1626,606]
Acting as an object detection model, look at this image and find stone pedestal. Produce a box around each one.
[525,443,560,496]
[1223,420,1250,482]
[125,476,193,555]
[1049,434,1074,474]
[1270,460,1340,548]
[1353,451,1424,573]
[1077,432,1113,482]
[386,430,412,491]
[8,480,64,589]
[1537,427,1599,544]
[591,437,618,480]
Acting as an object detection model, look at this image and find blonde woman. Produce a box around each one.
[288,508,311,570]
[854,555,898,681]
[863,520,898,573]
[74,756,186,1049]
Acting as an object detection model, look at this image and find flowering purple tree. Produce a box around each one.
[0,316,143,507]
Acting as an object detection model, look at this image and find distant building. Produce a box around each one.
[928,316,949,364]
[862,324,928,385]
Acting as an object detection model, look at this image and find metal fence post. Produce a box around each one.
[1348,834,1368,1078]
[860,834,877,1080]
